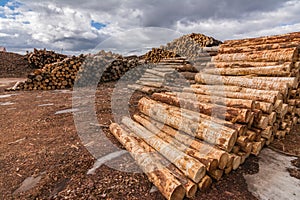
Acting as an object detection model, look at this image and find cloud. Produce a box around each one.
[0,0,299,55]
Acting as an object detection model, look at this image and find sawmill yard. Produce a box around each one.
[1,32,300,200]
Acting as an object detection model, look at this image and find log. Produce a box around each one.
[134,114,229,170]
[183,87,278,104]
[166,92,255,109]
[120,125,198,198]
[151,93,251,123]
[122,116,206,183]
[202,63,292,76]
[195,73,288,95]
[109,123,185,200]
[221,32,300,47]
[219,42,300,53]
[208,169,224,181]
[138,97,238,152]
[251,142,263,156]
[198,175,212,191]
[229,154,242,170]
[214,47,298,62]
[204,61,281,68]
[133,114,218,172]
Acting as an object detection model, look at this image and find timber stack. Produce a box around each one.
[15,55,86,90]
[25,48,67,69]
[164,33,222,61]
[110,32,300,200]
[142,48,178,63]
[9,51,142,90]
[78,50,141,85]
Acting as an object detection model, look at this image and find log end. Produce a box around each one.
[190,165,206,183]
[185,183,198,199]
[232,155,242,170]
[169,185,186,200]
[198,175,212,192]
[218,152,229,170]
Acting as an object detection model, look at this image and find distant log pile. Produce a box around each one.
[78,50,141,85]
[15,55,85,90]
[164,33,222,61]
[111,32,300,200]
[8,51,141,90]
[142,48,179,63]
[25,48,67,69]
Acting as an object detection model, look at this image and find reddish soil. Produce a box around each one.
[0,78,298,200]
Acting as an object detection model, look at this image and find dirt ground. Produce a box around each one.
[0,79,299,200]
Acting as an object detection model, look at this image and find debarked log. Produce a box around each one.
[138,97,238,152]
[109,123,185,200]
[151,93,251,123]
[195,73,288,95]
[122,116,206,183]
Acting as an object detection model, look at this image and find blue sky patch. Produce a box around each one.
[91,20,106,30]
[0,0,10,7]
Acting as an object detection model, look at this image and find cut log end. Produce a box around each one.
[198,175,212,192]
[169,185,186,200]
[185,183,198,199]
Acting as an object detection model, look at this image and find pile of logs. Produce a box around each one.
[15,55,86,90]
[142,48,178,63]
[9,50,142,90]
[110,32,300,200]
[25,48,67,69]
[164,33,221,60]
[128,57,200,94]
[78,51,141,85]
[128,47,219,95]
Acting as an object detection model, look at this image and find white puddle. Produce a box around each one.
[0,102,15,106]
[38,103,54,107]
[13,175,42,194]
[55,108,79,115]
[244,148,300,200]
[0,94,16,98]
[87,150,128,175]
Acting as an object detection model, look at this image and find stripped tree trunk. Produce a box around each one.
[122,116,206,183]
[138,97,238,152]
[109,123,185,200]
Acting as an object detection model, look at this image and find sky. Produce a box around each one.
[0,0,300,55]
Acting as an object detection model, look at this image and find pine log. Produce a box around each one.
[221,32,300,47]
[204,61,281,68]
[183,87,277,104]
[195,73,288,95]
[133,114,218,172]
[109,123,185,200]
[198,175,212,191]
[165,92,255,110]
[133,114,230,170]
[151,93,251,123]
[122,116,206,183]
[202,63,292,76]
[208,169,224,181]
[213,48,298,62]
[120,125,198,198]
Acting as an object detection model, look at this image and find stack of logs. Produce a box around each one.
[128,47,219,95]
[25,48,67,69]
[15,55,85,90]
[10,51,142,90]
[78,51,141,85]
[110,32,300,200]
[164,33,222,60]
[142,48,178,63]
